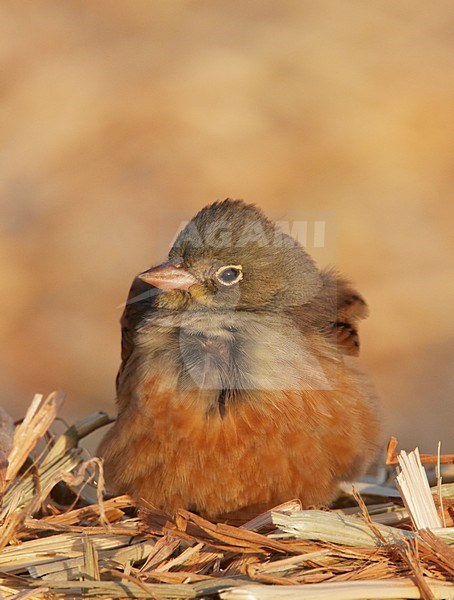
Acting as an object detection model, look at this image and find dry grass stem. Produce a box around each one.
[396,449,442,530]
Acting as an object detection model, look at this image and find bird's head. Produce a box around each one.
[139,199,321,313]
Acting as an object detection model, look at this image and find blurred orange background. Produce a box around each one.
[0,1,453,453]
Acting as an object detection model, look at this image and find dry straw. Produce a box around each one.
[0,393,452,599]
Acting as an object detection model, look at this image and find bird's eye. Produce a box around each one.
[215,265,243,286]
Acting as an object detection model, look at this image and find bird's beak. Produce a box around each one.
[138,259,198,291]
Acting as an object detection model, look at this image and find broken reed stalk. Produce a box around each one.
[386,436,454,465]
[5,391,63,483]
[396,448,442,530]
[219,578,454,600]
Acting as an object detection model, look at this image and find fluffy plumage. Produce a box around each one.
[98,199,382,518]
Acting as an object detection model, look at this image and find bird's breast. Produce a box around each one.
[128,314,337,423]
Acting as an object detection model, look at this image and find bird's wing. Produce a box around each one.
[116,276,159,392]
[333,275,369,356]
[303,268,369,356]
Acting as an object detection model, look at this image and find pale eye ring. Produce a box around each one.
[215,264,243,286]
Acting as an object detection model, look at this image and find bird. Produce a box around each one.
[98,199,382,519]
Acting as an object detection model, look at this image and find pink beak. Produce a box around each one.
[138,259,198,291]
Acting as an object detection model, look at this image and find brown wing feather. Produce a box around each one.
[116,276,159,392]
[303,268,369,356]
